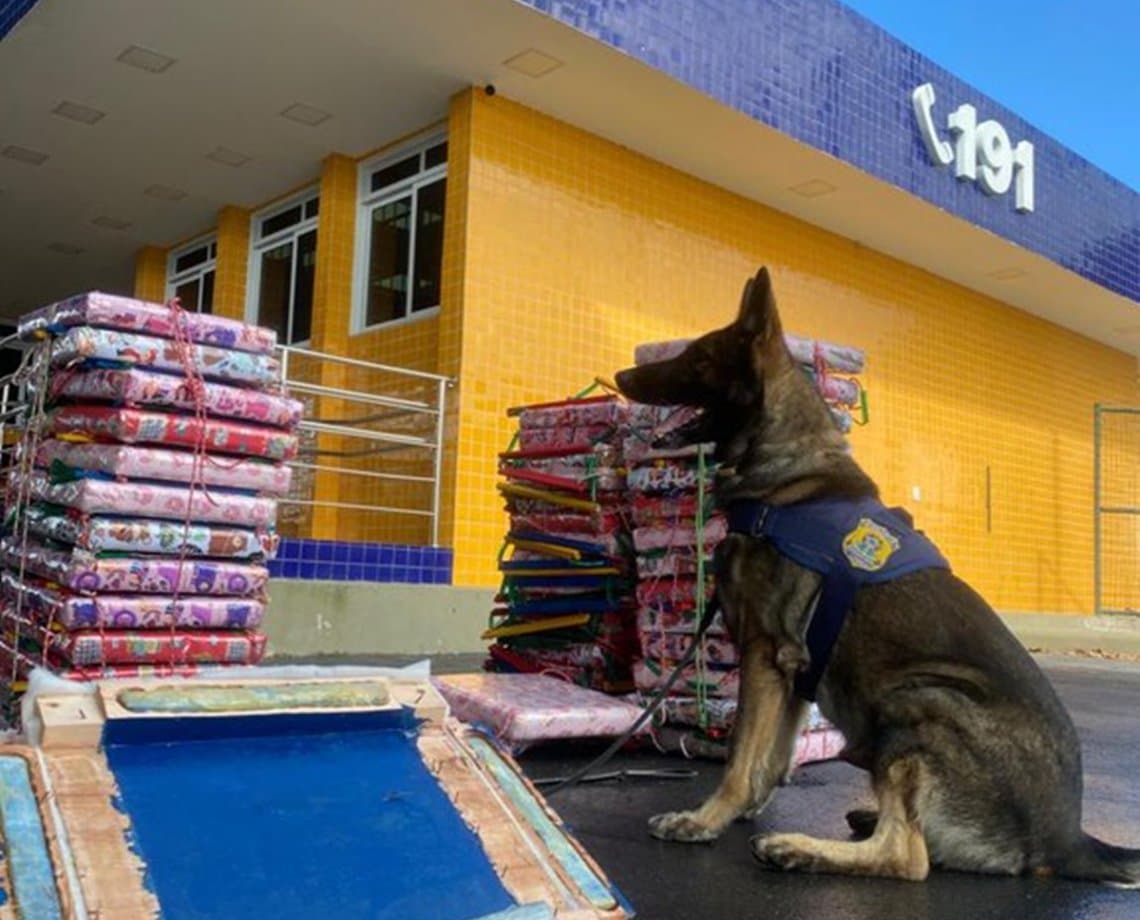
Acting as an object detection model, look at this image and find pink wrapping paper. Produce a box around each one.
[49,326,281,387]
[1,573,266,630]
[632,517,727,553]
[19,471,278,527]
[639,633,739,668]
[637,606,729,636]
[636,551,707,579]
[51,367,303,428]
[19,291,278,354]
[36,439,292,495]
[517,397,627,429]
[626,463,715,495]
[47,405,298,461]
[0,537,268,596]
[629,494,703,526]
[508,510,625,536]
[502,456,624,492]
[23,506,276,558]
[635,577,713,609]
[434,672,649,750]
[634,658,740,697]
[516,425,615,451]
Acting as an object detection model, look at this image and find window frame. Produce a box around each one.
[245,188,320,347]
[352,133,448,335]
[166,234,217,312]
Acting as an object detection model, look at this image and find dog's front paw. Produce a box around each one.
[751,833,818,871]
[648,810,720,843]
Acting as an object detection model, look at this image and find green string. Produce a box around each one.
[694,442,709,731]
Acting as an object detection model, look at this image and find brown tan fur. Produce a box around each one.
[614,267,1140,885]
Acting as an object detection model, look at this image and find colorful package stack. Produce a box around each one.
[0,291,301,682]
[487,394,640,692]
[627,334,866,758]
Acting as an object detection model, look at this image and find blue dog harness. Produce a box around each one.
[724,496,950,700]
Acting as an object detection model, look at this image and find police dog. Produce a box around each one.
[613,267,1140,885]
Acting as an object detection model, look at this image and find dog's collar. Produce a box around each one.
[724,496,950,700]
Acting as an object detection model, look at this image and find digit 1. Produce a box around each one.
[1013,140,1035,212]
[947,103,977,181]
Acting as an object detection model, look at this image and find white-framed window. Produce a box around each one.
[166,236,217,313]
[247,190,319,345]
[353,135,447,332]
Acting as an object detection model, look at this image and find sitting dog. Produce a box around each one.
[613,266,1139,885]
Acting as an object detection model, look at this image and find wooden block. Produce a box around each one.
[36,695,105,749]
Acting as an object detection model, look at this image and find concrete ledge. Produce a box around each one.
[1001,612,1140,656]
[261,580,1140,659]
[263,581,494,657]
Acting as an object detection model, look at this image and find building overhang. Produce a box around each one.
[1,0,1138,353]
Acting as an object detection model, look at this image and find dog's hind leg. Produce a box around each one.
[752,757,930,881]
[650,641,795,843]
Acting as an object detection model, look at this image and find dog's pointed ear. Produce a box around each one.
[737,266,781,340]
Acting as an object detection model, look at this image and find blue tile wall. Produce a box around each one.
[0,0,39,42]
[521,0,1140,306]
[268,539,453,585]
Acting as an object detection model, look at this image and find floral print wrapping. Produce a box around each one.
[1,572,265,631]
[0,537,268,597]
[633,658,740,698]
[639,633,739,668]
[50,326,281,387]
[434,673,648,747]
[36,439,292,495]
[19,471,278,527]
[48,405,298,461]
[517,397,627,429]
[22,506,276,559]
[516,424,615,451]
[501,455,625,492]
[626,462,715,495]
[53,628,266,667]
[20,291,278,354]
[632,517,727,553]
[508,510,624,536]
[50,367,303,428]
[636,606,729,637]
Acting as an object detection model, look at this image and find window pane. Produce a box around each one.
[261,204,302,238]
[174,245,210,274]
[291,229,317,344]
[257,242,294,341]
[304,197,320,220]
[424,141,448,169]
[370,154,419,193]
[366,196,412,326]
[174,278,201,312]
[200,269,215,314]
[412,178,446,313]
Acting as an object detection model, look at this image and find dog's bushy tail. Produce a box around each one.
[1057,834,1140,888]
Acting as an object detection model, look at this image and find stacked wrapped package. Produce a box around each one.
[487,394,640,692]
[627,334,866,758]
[0,292,301,681]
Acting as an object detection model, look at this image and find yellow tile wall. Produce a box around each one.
[132,245,167,302]
[213,206,251,321]
[446,90,1139,615]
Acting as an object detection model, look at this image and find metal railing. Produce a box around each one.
[1094,404,1140,616]
[276,344,452,547]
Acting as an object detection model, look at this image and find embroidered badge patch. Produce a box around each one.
[842,517,900,572]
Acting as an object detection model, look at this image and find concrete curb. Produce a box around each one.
[261,580,1140,658]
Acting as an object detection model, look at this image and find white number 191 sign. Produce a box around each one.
[912,82,1035,213]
